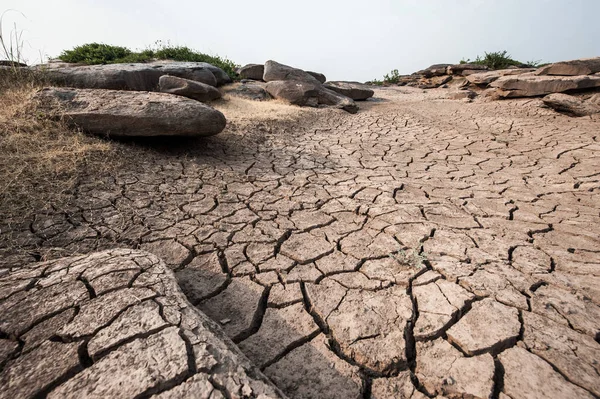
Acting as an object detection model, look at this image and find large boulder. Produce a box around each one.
[263,60,321,84]
[491,74,600,98]
[43,61,231,91]
[265,80,319,106]
[323,81,374,100]
[542,93,600,116]
[34,87,226,137]
[307,71,327,84]
[159,75,222,102]
[0,249,285,399]
[536,57,600,76]
[317,86,358,114]
[223,82,272,101]
[447,64,489,76]
[466,68,536,86]
[238,64,265,81]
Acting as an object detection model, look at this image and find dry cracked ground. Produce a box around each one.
[1,86,599,398]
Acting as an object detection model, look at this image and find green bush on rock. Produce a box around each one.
[58,42,240,79]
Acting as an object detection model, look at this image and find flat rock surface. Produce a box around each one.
[42,60,231,89]
[2,85,600,398]
[0,249,284,399]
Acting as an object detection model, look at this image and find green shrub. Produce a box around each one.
[383,69,401,84]
[58,42,240,79]
[460,50,540,70]
[59,43,132,64]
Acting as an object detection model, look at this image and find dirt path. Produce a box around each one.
[2,87,599,398]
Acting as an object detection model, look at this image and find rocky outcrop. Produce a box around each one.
[159,75,222,102]
[466,68,536,86]
[542,93,600,116]
[323,81,374,100]
[418,64,451,78]
[263,60,321,84]
[536,57,600,76]
[265,80,319,106]
[307,71,327,84]
[238,64,265,81]
[418,75,452,89]
[447,63,489,76]
[0,249,286,399]
[223,82,272,101]
[491,74,600,98]
[34,87,226,137]
[262,61,358,112]
[43,61,231,91]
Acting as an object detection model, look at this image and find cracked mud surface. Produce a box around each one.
[2,86,600,398]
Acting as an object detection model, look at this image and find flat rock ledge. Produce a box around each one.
[33,87,227,137]
[0,249,286,399]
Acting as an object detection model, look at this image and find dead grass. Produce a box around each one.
[0,70,120,224]
[213,93,312,128]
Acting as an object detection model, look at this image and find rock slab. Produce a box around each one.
[43,61,231,91]
[491,74,600,98]
[34,87,226,137]
[536,57,600,76]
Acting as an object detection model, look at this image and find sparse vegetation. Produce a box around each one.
[366,69,403,86]
[58,41,240,79]
[1,20,121,225]
[460,50,542,69]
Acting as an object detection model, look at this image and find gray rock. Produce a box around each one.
[223,82,272,101]
[491,73,600,98]
[34,87,226,137]
[238,63,265,81]
[263,60,321,84]
[265,80,320,106]
[42,61,231,91]
[542,93,600,116]
[159,75,222,102]
[307,71,327,84]
[317,86,359,114]
[323,81,374,100]
[536,57,600,76]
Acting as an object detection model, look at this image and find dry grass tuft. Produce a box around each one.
[0,70,120,224]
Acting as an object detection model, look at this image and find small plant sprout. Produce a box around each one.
[389,244,428,269]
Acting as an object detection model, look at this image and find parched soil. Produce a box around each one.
[1,86,599,398]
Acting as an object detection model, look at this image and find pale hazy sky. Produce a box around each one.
[3,0,599,81]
